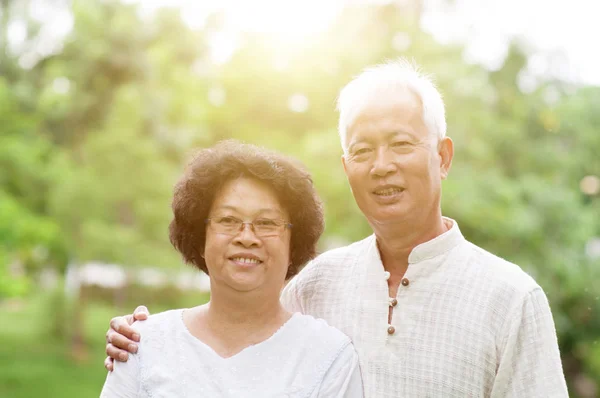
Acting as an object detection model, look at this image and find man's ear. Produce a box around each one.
[341,153,347,174]
[438,137,454,180]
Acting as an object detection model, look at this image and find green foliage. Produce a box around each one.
[0,292,210,398]
[0,0,599,396]
[0,259,30,298]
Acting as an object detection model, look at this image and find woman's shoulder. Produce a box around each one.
[289,312,352,348]
[276,314,358,395]
[132,308,186,336]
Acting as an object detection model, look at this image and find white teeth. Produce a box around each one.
[231,257,260,264]
[374,188,402,196]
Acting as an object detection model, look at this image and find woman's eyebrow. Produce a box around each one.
[255,208,286,217]
[214,205,284,216]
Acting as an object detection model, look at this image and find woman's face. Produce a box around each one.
[203,177,292,294]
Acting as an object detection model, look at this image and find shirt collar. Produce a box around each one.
[407,217,464,264]
[363,217,465,285]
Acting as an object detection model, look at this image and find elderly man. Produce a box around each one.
[104,59,568,397]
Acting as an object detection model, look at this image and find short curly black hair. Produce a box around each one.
[169,140,324,279]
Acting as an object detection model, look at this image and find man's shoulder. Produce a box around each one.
[293,235,373,282]
[463,241,540,295]
[314,234,374,264]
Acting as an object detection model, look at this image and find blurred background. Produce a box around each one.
[1,0,599,396]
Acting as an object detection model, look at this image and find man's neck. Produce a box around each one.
[373,213,449,278]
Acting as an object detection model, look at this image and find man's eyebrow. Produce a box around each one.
[348,131,417,151]
[387,130,418,140]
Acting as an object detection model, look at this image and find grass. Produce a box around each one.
[0,291,210,398]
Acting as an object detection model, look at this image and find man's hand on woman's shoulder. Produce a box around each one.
[104,305,150,371]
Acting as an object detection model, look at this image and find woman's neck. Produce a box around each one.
[208,288,287,327]
[185,289,291,358]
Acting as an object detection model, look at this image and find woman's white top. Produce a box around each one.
[101,310,363,397]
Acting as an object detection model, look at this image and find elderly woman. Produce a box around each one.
[100,140,363,397]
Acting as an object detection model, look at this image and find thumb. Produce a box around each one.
[133,305,149,321]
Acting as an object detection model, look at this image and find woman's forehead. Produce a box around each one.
[211,178,288,216]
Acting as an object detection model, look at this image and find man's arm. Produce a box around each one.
[491,288,569,397]
[280,274,304,313]
[281,258,322,313]
[104,305,149,371]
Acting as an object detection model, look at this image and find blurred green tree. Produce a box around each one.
[0,0,598,395]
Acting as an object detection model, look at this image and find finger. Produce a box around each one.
[107,328,138,352]
[109,316,139,342]
[104,356,114,372]
[133,305,149,321]
[107,343,131,362]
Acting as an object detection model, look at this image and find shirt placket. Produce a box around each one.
[386,271,413,336]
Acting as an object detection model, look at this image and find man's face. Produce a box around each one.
[342,88,452,228]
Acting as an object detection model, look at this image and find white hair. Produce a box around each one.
[336,58,447,153]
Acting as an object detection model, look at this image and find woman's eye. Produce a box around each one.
[255,219,278,227]
[218,216,239,225]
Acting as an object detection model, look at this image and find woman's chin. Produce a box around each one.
[226,274,265,292]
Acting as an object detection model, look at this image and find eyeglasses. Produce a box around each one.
[205,216,293,237]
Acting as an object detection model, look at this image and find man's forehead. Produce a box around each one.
[348,105,423,138]
[351,91,422,121]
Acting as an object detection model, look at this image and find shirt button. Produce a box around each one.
[387,325,396,335]
[401,278,410,287]
[389,298,398,307]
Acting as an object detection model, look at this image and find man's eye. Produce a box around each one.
[354,148,371,155]
[392,141,409,147]
[218,216,240,225]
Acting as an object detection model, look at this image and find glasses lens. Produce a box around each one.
[213,216,241,233]
[253,218,281,236]
[209,217,287,237]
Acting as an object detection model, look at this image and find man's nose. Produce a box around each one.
[371,146,397,177]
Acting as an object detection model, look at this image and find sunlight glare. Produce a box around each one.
[192,0,341,39]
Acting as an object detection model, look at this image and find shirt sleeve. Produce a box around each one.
[491,288,569,397]
[280,267,307,313]
[311,343,364,398]
[100,352,141,397]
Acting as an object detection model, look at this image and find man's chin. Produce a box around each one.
[367,208,412,226]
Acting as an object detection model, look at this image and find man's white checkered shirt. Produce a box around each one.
[281,218,568,397]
